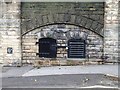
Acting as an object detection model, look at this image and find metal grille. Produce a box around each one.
[39,38,57,58]
[68,39,86,58]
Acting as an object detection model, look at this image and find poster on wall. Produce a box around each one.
[7,47,13,54]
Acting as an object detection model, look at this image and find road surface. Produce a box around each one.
[2,74,118,89]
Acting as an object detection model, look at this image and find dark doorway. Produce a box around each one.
[39,38,57,58]
[68,39,86,58]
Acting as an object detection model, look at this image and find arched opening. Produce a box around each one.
[38,38,57,58]
[22,24,103,63]
[21,2,105,64]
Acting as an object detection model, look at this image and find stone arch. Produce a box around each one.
[21,13,104,38]
[21,2,105,63]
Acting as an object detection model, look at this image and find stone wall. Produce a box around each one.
[20,2,105,63]
[22,25,103,63]
[0,1,119,65]
[21,2,104,37]
[118,1,120,61]
[104,0,119,61]
[22,35,38,63]
[0,1,21,65]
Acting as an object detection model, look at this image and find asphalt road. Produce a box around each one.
[2,74,118,89]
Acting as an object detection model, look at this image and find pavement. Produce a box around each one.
[2,65,34,78]
[2,64,118,78]
[22,64,118,77]
[1,64,119,89]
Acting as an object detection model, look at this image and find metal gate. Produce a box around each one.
[68,39,86,58]
[39,38,57,58]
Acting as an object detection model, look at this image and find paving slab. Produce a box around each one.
[22,65,118,77]
[2,65,34,77]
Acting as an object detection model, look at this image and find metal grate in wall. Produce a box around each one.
[68,39,86,58]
